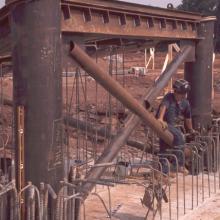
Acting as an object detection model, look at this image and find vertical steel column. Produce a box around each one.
[11,0,63,190]
[185,17,216,129]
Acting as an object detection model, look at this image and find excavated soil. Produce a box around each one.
[0,52,220,219]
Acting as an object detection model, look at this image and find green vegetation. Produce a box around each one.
[177,0,220,51]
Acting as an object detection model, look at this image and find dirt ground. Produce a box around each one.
[0,51,220,219]
[75,52,220,220]
[82,174,220,220]
[180,193,220,220]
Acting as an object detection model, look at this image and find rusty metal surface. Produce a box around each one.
[77,44,192,201]
[63,0,202,20]
[86,38,159,57]
[61,5,199,40]
[0,0,206,60]
[185,19,216,129]
[11,0,64,190]
[0,55,11,64]
[0,16,11,56]
[69,42,174,146]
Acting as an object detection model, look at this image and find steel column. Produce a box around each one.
[185,17,216,129]
[11,0,64,190]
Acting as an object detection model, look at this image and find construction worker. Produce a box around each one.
[156,79,196,177]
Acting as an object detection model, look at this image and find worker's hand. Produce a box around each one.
[158,119,168,130]
[185,129,199,142]
[189,129,199,136]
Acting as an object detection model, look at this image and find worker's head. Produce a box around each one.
[173,79,190,101]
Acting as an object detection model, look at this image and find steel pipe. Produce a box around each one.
[69,42,174,146]
[64,115,148,152]
[69,42,193,200]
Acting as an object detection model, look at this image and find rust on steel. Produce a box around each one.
[62,0,202,20]
[11,0,64,190]
[0,55,11,63]
[77,45,193,200]
[87,40,159,58]
[62,0,202,40]
[69,42,174,146]
[0,0,209,58]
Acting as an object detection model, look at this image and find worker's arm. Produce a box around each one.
[185,118,193,131]
[157,105,168,129]
[157,94,170,129]
[158,105,166,121]
[185,118,199,136]
[184,101,196,133]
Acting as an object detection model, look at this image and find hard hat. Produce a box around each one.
[173,79,191,94]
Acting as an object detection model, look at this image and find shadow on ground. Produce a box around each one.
[115,212,145,220]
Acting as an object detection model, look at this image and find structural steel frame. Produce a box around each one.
[0,0,206,57]
[0,1,217,220]
[61,0,201,40]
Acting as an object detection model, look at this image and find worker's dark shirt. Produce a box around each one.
[157,92,191,126]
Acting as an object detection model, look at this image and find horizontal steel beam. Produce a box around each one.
[62,0,201,40]
[63,0,202,20]
[87,39,159,57]
[64,115,148,152]
[0,0,208,58]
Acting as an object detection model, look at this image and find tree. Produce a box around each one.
[177,0,218,15]
[177,0,220,51]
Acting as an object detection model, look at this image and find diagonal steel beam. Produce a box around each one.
[69,42,174,145]
[69,43,193,200]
